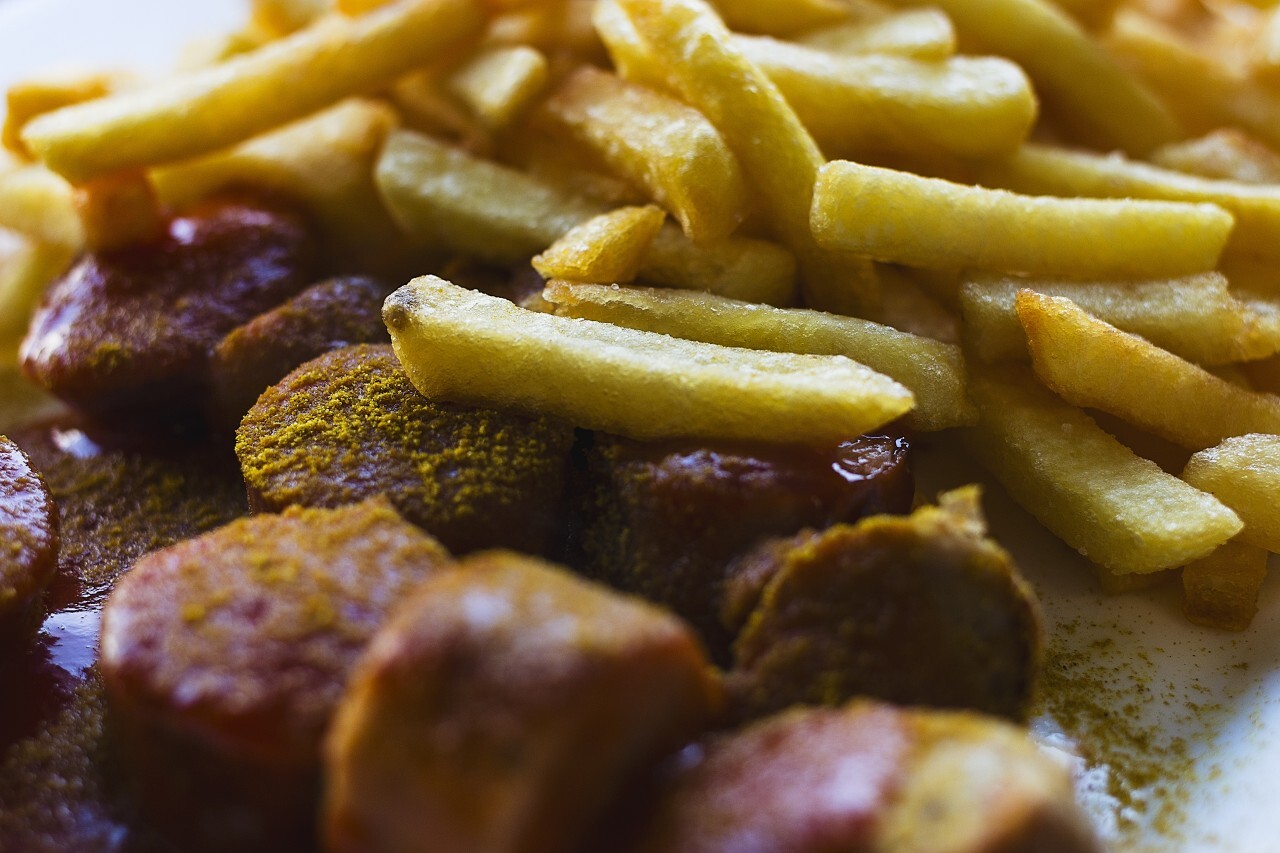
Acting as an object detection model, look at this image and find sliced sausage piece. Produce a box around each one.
[21,197,317,415]
[323,550,721,853]
[621,701,1101,853]
[236,344,575,556]
[99,497,452,852]
[726,488,1042,723]
[0,436,56,641]
[570,432,913,656]
[210,275,392,428]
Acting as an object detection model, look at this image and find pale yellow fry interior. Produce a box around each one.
[1183,434,1280,554]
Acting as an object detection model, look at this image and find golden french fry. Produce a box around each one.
[797,8,956,60]
[22,0,486,183]
[959,272,1280,365]
[963,366,1241,575]
[1181,539,1268,631]
[446,45,549,130]
[532,205,666,283]
[983,143,1280,262]
[708,0,848,36]
[74,173,165,252]
[0,233,74,366]
[1252,7,1280,87]
[4,70,125,158]
[542,280,975,431]
[1151,130,1280,185]
[1183,434,1280,554]
[0,164,84,249]
[152,99,404,273]
[613,0,878,313]
[251,0,333,35]
[385,276,915,444]
[375,129,797,304]
[734,36,1036,160]
[389,70,492,154]
[1046,0,1118,29]
[1017,290,1280,450]
[870,265,960,344]
[811,161,1232,278]
[539,66,749,243]
[887,0,1179,155]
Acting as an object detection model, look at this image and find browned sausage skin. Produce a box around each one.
[21,197,318,416]
[324,550,722,853]
[99,498,452,851]
[568,432,913,656]
[0,435,57,643]
[236,344,576,556]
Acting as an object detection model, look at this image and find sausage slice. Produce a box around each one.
[0,436,56,641]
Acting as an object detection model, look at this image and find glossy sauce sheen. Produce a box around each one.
[0,436,57,637]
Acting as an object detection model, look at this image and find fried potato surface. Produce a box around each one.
[1183,434,1280,554]
[532,205,665,283]
[384,276,914,444]
[1181,539,1268,632]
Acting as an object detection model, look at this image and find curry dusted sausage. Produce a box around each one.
[99,498,451,851]
[210,275,392,427]
[619,701,1101,853]
[724,488,1042,723]
[21,197,317,415]
[236,344,576,556]
[0,436,56,642]
[324,551,721,853]
[569,432,913,656]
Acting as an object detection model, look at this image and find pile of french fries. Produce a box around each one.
[4,0,1280,629]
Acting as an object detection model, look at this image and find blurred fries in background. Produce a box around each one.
[7,0,1280,628]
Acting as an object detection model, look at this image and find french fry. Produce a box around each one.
[542,281,976,431]
[1181,539,1268,631]
[389,70,492,154]
[532,205,666,283]
[1046,0,1119,30]
[0,164,84,249]
[1017,290,1280,450]
[734,36,1037,159]
[1151,130,1280,185]
[1183,434,1280,554]
[811,161,1233,278]
[375,129,797,304]
[982,143,1280,262]
[885,0,1179,155]
[870,265,960,344]
[959,272,1280,365]
[612,0,879,313]
[74,173,165,253]
[0,233,74,366]
[3,71,125,158]
[385,276,915,444]
[21,0,486,184]
[152,99,404,273]
[708,0,849,36]
[1252,6,1280,87]
[446,45,550,130]
[251,0,333,35]
[963,366,1241,575]
[796,8,956,60]
[539,66,750,243]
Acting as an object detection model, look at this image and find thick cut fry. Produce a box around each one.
[0,164,83,249]
[446,45,549,130]
[1151,130,1280,185]
[4,71,124,158]
[885,0,1179,155]
[375,129,797,304]
[983,144,1280,262]
[539,66,749,243]
[1253,7,1280,87]
[1017,291,1280,450]
[21,0,486,183]
[543,281,974,430]
[251,0,333,35]
[1104,11,1280,151]
[963,367,1241,575]
[1181,539,1268,631]
[74,173,165,252]
[384,277,914,444]
[811,161,1232,278]
[734,36,1036,159]
[708,0,848,35]
[960,272,1280,365]
[796,8,956,60]
[0,234,74,366]
[152,99,403,272]
[1047,0,1119,29]
[532,205,666,283]
[613,0,878,313]
[1183,434,1280,554]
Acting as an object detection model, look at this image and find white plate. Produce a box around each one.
[2,2,1278,851]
